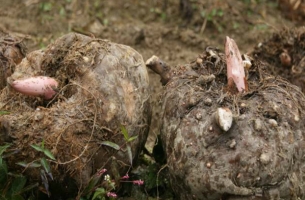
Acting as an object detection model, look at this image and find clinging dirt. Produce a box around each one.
[0,30,26,90]
[0,33,151,198]
[252,27,305,93]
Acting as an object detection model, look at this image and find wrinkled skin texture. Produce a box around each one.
[0,33,151,194]
[160,49,305,199]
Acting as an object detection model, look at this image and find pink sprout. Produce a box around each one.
[225,36,246,92]
[121,174,129,179]
[133,179,144,185]
[97,168,107,176]
[107,192,117,198]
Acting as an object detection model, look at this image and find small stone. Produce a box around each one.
[206,162,211,168]
[215,107,233,132]
[257,42,263,48]
[204,98,212,106]
[83,56,90,63]
[229,139,236,149]
[196,58,203,64]
[268,119,278,127]
[195,112,202,120]
[254,119,262,131]
[294,114,300,122]
[34,113,44,121]
[259,153,270,164]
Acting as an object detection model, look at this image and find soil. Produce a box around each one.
[0,0,304,199]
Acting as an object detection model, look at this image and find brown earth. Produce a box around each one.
[0,0,304,199]
[0,0,299,147]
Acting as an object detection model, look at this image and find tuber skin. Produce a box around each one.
[10,76,58,100]
[225,36,247,93]
[145,55,172,85]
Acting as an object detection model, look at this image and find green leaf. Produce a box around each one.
[41,2,52,11]
[10,175,27,195]
[40,170,50,195]
[43,149,55,160]
[30,144,44,152]
[161,12,167,21]
[82,174,101,195]
[0,111,9,116]
[18,182,39,194]
[211,9,217,16]
[127,135,138,143]
[16,161,41,168]
[10,194,24,200]
[100,141,120,150]
[120,125,129,141]
[40,158,50,173]
[103,19,109,26]
[92,187,106,200]
[40,158,53,180]
[0,157,8,184]
[0,144,10,156]
[126,145,133,165]
[217,9,224,17]
[59,7,66,16]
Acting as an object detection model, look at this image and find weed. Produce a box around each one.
[0,144,39,200]
[17,140,56,197]
[200,7,224,33]
[79,125,144,199]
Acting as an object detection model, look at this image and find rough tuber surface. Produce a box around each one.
[156,47,305,199]
[0,31,26,90]
[0,33,151,191]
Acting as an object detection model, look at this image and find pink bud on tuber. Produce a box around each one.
[11,76,58,100]
[225,36,247,93]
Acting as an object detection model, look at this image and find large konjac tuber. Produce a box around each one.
[149,39,305,199]
[0,33,151,198]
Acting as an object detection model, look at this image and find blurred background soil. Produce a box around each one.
[0,0,304,198]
